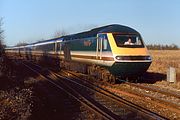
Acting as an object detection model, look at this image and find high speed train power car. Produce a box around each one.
[5,24,152,83]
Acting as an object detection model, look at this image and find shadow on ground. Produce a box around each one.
[141,72,166,84]
[0,56,37,120]
[0,55,85,120]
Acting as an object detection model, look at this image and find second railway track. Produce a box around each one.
[65,70,180,119]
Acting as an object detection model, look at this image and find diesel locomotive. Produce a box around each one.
[5,24,152,83]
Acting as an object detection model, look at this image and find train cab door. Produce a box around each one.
[96,34,108,60]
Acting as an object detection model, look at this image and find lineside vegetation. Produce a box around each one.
[147,44,179,50]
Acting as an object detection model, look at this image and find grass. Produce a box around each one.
[148,50,180,81]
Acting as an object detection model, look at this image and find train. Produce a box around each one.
[5,24,152,83]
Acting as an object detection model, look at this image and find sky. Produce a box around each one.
[0,0,180,46]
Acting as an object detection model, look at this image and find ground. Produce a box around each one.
[0,50,180,119]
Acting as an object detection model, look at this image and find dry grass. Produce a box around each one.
[148,50,180,81]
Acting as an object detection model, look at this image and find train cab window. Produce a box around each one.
[113,34,144,48]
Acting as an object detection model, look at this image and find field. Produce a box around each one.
[148,50,180,81]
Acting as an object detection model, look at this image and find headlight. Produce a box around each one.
[115,56,122,60]
[145,56,151,60]
[115,56,130,60]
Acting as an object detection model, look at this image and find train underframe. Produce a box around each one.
[60,60,151,83]
[60,60,117,83]
[6,52,150,83]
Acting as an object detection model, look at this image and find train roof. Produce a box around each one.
[33,37,62,44]
[6,24,139,49]
[98,24,139,34]
[63,24,139,40]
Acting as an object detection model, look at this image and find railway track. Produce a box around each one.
[22,61,113,120]
[22,61,166,120]
[53,71,167,119]
[62,70,180,118]
[66,70,180,100]
[123,82,180,99]
[53,73,167,119]
[63,70,180,104]
[121,82,180,109]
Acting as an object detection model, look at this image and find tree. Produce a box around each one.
[0,18,4,56]
[54,29,68,38]
[15,42,28,47]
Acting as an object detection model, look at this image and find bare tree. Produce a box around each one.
[15,42,28,47]
[54,29,68,38]
[0,18,4,56]
[0,18,4,42]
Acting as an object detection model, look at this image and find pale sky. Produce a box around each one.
[1,0,180,46]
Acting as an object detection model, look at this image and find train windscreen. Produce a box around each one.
[113,34,144,48]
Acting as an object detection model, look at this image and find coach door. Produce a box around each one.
[56,39,63,58]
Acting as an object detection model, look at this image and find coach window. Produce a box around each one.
[57,42,60,51]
